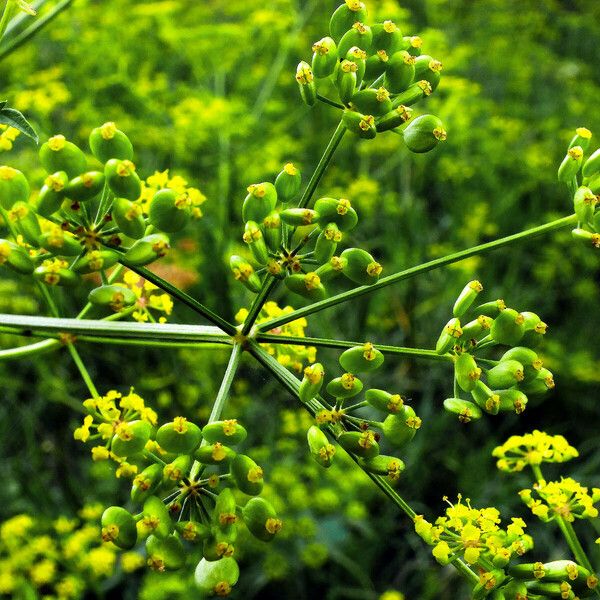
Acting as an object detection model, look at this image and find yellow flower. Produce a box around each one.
[30,558,56,586]
[121,552,145,572]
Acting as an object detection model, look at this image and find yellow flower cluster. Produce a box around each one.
[139,169,206,219]
[0,506,143,598]
[0,124,20,151]
[492,430,579,473]
[520,477,600,523]
[414,495,532,567]
[236,301,316,372]
[120,270,174,323]
[74,389,157,477]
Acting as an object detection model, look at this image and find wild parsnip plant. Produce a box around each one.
[0,1,599,598]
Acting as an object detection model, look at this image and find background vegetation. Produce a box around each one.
[1,0,600,598]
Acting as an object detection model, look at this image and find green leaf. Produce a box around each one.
[0,106,38,143]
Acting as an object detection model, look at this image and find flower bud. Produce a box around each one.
[65,171,105,202]
[242,182,277,223]
[402,114,447,153]
[490,308,525,345]
[163,454,192,482]
[299,363,325,403]
[365,50,390,80]
[0,239,34,274]
[519,311,547,348]
[340,247,382,285]
[339,342,384,373]
[365,389,405,413]
[314,197,358,231]
[326,372,363,399]
[156,417,203,454]
[146,534,186,571]
[149,188,191,233]
[569,127,592,152]
[285,272,327,300]
[274,163,301,201]
[338,430,379,458]
[195,557,239,597]
[230,454,264,496]
[105,159,142,200]
[39,135,87,178]
[307,425,335,467]
[212,488,237,532]
[454,352,481,391]
[0,166,29,209]
[101,506,137,550]
[202,420,247,446]
[242,498,282,542]
[36,171,69,217]
[382,405,421,447]
[329,1,368,42]
[557,146,584,183]
[443,398,483,423]
[89,284,137,312]
[89,122,134,163]
[296,61,317,106]
[125,233,170,266]
[39,224,82,257]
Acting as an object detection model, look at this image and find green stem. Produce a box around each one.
[0,0,74,61]
[248,340,480,586]
[258,214,578,332]
[66,342,99,398]
[0,337,59,360]
[240,275,278,336]
[0,0,16,42]
[555,517,597,575]
[189,343,244,481]
[297,119,346,209]
[117,258,237,336]
[255,333,452,362]
[316,93,345,110]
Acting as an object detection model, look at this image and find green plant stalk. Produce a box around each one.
[0,0,17,41]
[297,119,346,209]
[117,258,237,336]
[248,340,480,586]
[240,274,278,336]
[316,93,345,109]
[258,214,578,332]
[0,0,74,61]
[530,463,597,578]
[0,337,58,360]
[189,342,244,481]
[255,333,452,362]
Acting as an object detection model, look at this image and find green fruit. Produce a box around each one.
[315,255,347,281]
[89,284,137,312]
[299,363,325,403]
[390,80,433,108]
[435,317,463,354]
[36,171,70,218]
[149,188,190,232]
[0,166,29,209]
[486,360,525,388]
[520,311,548,348]
[243,221,269,265]
[336,60,358,104]
[454,352,481,392]
[203,527,237,561]
[156,417,203,454]
[490,308,525,345]
[131,463,163,503]
[230,454,264,496]
[111,419,153,457]
[146,534,186,571]
[403,35,423,56]
[453,280,483,318]
[163,455,192,483]
[359,455,405,479]
[39,135,87,178]
[382,406,421,448]
[413,55,443,91]
[470,381,500,415]
[326,373,363,399]
[329,1,368,41]
[385,50,415,93]
[443,398,483,422]
[296,61,317,106]
[314,197,358,231]
[34,262,77,286]
[0,239,34,274]
[105,158,142,200]
[213,488,237,532]
[582,146,600,178]
[279,208,319,227]
[229,255,261,293]
[402,114,447,153]
[202,420,247,446]
[365,389,405,413]
[285,272,327,301]
[124,233,170,266]
[311,37,338,78]
[474,299,506,317]
[194,557,239,597]
[496,389,528,414]
[342,109,377,139]
[175,520,210,543]
[338,22,372,58]
[242,182,277,223]
[569,127,592,152]
[242,498,282,542]
[194,443,236,465]
[101,506,137,550]
[557,146,583,183]
[339,343,384,373]
[573,186,596,224]
[111,198,145,239]
[65,171,105,201]
[365,50,391,80]
[307,425,335,468]
[338,430,379,458]
[72,249,119,274]
[262,211,282,252]
[315,222,342,264]
[375,104,413,132]
[274,163,302,201]
[520,368,555,395]
[351,88,393,116]
[370,20,403,54]
[501,347,543,379]
[142,495,173,539]
[8,201,41,246]
[340,247,382,285]
[89,122,134,163]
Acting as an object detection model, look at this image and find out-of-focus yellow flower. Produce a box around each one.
[121,270,173,323]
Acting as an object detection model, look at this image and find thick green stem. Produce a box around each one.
[189,343,244,481]
[255,333,452,362]
[0,0,17,42]
[555,517,596,575]
[241,275,278,336]
[117,258,237,336]
[258,214,578,332]
[297,120,346,209]
[248,341,479,586]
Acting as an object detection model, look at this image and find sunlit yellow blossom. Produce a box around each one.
[1,514,34,541]
[139,169,206,218]
[121,270,174,323]
[30,558,56,585]
[83,546,116,577]
[121,551,145,572]
[0,125,20,151]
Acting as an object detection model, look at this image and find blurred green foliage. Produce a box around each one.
[0,0,599,598]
